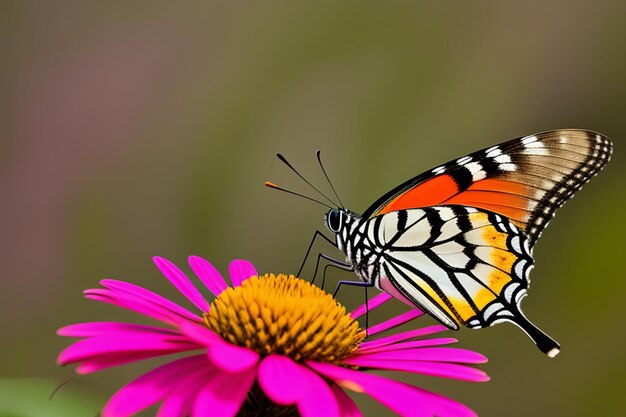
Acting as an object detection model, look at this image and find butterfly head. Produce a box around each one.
[325,208,344,233]
[325,208,359,252]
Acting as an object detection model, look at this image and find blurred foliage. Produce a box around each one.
[0,378,104,417]
[1,1,625,416]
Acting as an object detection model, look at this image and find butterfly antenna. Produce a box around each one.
[316,150,345,209]
[276,153,339,207]
[265,182,333,209]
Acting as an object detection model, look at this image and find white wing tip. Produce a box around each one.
[547,347,560,358]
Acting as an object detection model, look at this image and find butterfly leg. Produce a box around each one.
[333,280,375,335]
[319,256,353,289]
[332,280,374,298]
[363,285,369,334]
[297,230,336,277]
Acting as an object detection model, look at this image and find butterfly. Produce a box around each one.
[267,129,613,357]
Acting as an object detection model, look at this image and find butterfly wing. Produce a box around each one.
[367,206,559,354]
[371,206,530,327]
[362,129,613,246]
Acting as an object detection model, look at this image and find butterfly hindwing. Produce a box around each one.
[363,129,613,246]
[363,206,533,330]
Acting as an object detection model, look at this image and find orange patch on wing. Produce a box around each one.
[448,179,534,224]
[418,281,460,325]
[378,175,459,215]
[481,225,509,250]
[448,297,478,322]
[468,212,491,228]
[472,288,497,311]
[486,269,511,295]
[468,178,531,197]
[446,191,530,210]
[490,247,517,273]
[510,219,527,230]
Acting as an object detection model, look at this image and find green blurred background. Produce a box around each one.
[1,1,625,416]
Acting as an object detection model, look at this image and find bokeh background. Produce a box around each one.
[1,2,625,416]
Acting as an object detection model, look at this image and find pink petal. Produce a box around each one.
[76,351,187,374]
[192,361,257,417]
[157,368,210,417]
[57,322,179,338]
[350,292,393,319]
[84,290,173,324]
[356,338,458,354]
[58,333,200,366]
[367,309,424,335]
[307,361,478,417]
[177,321,223,346]
[228,259,257,287]
[188,256,229,296]
[258,355,339,417]
[258,355,301,404]
[331,384,363,417]
[359,325,448,350]
[343,357,490,382]
[102,355,207,417]
[89,280,201,324]
[177,322,259,373]
[178,322,222,346]
[297,365,340,417]
[351,347,487,364]
[100,280,201,322]
[208,342,260,373]
[153,257,211,312]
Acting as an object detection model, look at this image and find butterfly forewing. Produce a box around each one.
[363,129,613,246]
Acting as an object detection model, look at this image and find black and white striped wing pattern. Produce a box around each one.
[351,205,562,354]
[365,130,613,247]
[353,206,535,330]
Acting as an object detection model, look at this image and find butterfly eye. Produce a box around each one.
[326,209,342,233]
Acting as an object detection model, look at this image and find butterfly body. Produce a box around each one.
[323,129,613,356]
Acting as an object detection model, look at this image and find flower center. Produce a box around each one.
[204,274,365,363]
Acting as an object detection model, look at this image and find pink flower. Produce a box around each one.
[58,256,489,417]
